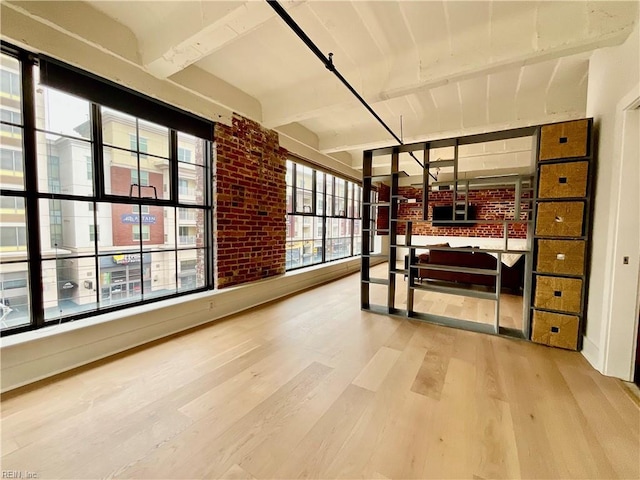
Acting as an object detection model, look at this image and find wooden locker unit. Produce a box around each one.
[531,118,594,351]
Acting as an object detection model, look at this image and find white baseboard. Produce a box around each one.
[1,257,368,393]
[581,335,603,372]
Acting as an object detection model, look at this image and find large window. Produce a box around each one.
[285,159,362,270]
[0,44,214,335]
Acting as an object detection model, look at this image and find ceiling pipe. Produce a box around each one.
[266,0,435,178]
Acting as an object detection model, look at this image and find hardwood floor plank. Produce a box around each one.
[200,361,333,478]
[383,319,419,351]
[492,340,557,479]
[527,352,618,478]
[113,353,328,479]
[220,464,256,480]
[550,347,640,437]
[471,395,521,480]
[271,384,375,479]
[369,391,436,479]
[238,356,370,479]
[476,335,508,401]
[1,269,638,480]
[352,346,402,392]
[323,343,429,479]
[410,328,455,400]
[558,365,640,479]
[421,357,477,479]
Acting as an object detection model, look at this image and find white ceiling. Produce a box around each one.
[5,1,638,173]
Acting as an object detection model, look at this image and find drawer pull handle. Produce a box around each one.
[559,177,568,184]
[556,253,566,260]
[555,216,564,223]
[559,137,568,144]
[551,326,560,333]
[554,291,562,297]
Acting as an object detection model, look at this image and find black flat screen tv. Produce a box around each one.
[432,205,477,226]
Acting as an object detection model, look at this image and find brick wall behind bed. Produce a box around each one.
[397,186,529,239]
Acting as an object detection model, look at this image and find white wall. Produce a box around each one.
[584,21,640,379]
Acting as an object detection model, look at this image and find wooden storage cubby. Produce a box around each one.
[532,310,580,350]
[539,119,589,161]
[531,118,594,351]
[536,239,586,276]
[535,202,585,237]
[534,276,583,314]
[538,161,588,198]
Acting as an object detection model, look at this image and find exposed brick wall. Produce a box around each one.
[215,115,287,288]
[397,186,529,238]
[376,183,390,234]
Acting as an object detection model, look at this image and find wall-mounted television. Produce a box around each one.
[432,205,477,226]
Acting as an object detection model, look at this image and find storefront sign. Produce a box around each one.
[112,253,140,265]
[99,253,151,268]
[120,214,157,224]
[112,253,142,265]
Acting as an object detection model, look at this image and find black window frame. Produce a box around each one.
[285,158,362,271]
[0,41,215,337]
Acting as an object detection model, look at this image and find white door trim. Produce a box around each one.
[601,83,640,380]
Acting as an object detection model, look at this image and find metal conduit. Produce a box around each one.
[267,0,435,178]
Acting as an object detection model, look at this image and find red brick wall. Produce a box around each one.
[397,186,529,238]
[376,183,390,233]
[215,115,287,288]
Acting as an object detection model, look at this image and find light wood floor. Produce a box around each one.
[1,270,638,479]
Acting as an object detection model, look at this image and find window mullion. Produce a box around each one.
[19,53,44,329]
[170,130,178,203]
[311,169,316,216]
[205,140,214,288]
[91,104,104,199]
[90,105,101,308]
[291,165,297,213]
